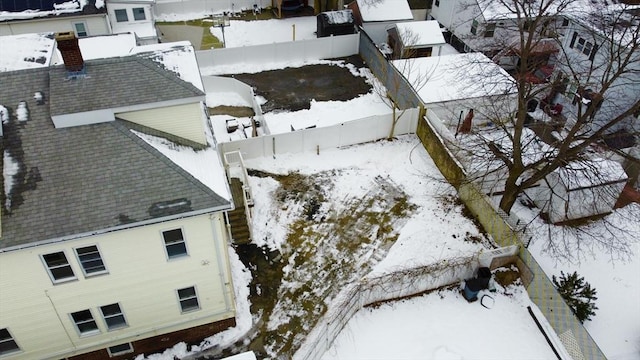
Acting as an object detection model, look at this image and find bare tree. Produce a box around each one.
[374,26,433,139]
[438,0,639,259]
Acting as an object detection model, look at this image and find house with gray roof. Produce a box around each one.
[0,32,237,360]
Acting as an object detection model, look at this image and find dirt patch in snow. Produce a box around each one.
[226,55,372,114]
[227,169,417,357]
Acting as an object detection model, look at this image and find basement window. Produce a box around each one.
[108,343,133,357]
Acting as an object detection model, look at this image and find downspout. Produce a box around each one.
[211,213,234,314]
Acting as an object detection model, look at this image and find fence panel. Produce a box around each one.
[196,34,360,71]
[218,110,419,160]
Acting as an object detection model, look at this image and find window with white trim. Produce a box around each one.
[75,245,107,277]
[0,328,21,356]
[100,303,128,330]
[470,19,479,35]
[42,251,76,283]
[177,286,200,313]
[73,22,88,37]
[115,9,128,22]
[71,309,100,336]
[133,7,146,21]
[163,228,187,259]
[575,37,593,56]
[484,22,496,37]
[108,343,133,357]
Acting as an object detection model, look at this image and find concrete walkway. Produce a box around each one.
[157,24,204,49]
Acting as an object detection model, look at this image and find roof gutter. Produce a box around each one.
[0,203,232,254]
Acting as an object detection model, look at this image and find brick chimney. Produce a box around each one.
[55,32,84,73]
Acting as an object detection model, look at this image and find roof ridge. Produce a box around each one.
[110,120,229,205]
[133,56,204,97]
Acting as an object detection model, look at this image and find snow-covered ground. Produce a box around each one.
[131,13,640,359]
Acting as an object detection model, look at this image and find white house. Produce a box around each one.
[0,32,236,360]
[347,0,414,44]
[0,0,159,43]
[106,0,159,44]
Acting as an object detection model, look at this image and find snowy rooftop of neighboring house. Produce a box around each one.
[394,20,446,47]
[354,0,413,22]
[50,32,137,64]
[556,157,628,189]
[392,52,515,104]
[319,9,354,24]
[0,32,55,71]
[0,0,104,21]
[112,20,158,38]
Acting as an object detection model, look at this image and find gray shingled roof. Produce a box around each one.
[49,56,204,117]
[0,65,230,250]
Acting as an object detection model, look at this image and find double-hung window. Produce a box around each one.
[73,22,88,37]
[569,32,598,60]
[484,22,496,37]
[133,7,146,21]
[0,328,21,356]
[75,245,107,277]
[177,286,200,313]
[42,251,76,283]
[470,19,479,35]
[115,9,128,22]
[163,228,187,259]
[100,303,128,330]
[71,310,100,336]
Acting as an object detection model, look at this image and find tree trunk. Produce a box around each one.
[388,105,397,140]
[499,169,523,214]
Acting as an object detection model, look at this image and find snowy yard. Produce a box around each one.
[137,15,638,360]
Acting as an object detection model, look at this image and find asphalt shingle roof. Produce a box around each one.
[0,63,230,250]
[49,56,204,116]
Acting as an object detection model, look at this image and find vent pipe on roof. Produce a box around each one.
[54,32,85,77]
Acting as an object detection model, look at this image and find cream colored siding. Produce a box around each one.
[0,15,110,37]
[116,103,207,145]
[0,213,235,360]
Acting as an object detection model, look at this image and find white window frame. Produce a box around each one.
[41,251,77,284]
[470,19,479,35]
[176,286,200,313]
[162,228,188,259]
[107,343,134,357]
[100,303,128,331]
[73,21,88,37]
[70,309,100,337]
[114,9,128,22]
[132,7,146,21]
[575,37,594,57]
[0,328,21,356]
[74,244,108,277]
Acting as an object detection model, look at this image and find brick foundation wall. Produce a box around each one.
[69,317,236,360]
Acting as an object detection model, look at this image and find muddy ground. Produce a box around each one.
[210,55,373,115]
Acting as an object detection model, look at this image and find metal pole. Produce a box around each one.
[221,26,226,47]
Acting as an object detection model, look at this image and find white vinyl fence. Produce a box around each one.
[196,34,360,70]
[293,255,478,360]
[155,0,262,17]
[219,108,420,160]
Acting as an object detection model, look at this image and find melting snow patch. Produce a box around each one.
[16,101,29,122]
[34,92,44,105]
[3,151,19,210]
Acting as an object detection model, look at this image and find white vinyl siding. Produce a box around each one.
[116,103,207,145]
[0,214,235,359]
[0,15,110,37]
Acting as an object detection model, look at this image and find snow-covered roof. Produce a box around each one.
[355,0,413,22]
[0,0,104,21]
[394,20,446,47]
[319,9,354,24]
[556,157,627,189]
[0,32,55,72]
[392,52,516,104]
[112,20,157,39]
[132,41,204,92]
[50,33,137,64]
